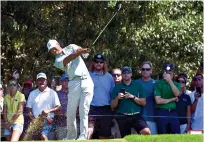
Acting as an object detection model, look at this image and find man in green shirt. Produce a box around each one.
[154,64,181,134]
[111,66,151,137]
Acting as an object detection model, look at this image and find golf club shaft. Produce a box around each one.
[92,11,118,45]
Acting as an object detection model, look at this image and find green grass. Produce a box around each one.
[125,134,203,142]
[22,134,203,142]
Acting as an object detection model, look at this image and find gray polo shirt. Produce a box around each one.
[54,44,89,80]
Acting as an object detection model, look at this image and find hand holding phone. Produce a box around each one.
[117,88,126,99]
[196,87,201,97]
[120,88,126,94]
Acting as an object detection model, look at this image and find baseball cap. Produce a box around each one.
[47,39,58,51]
[36,72,47,80]
[60,73,69,81]
[178,72,187,79]
[122,66,132,74]
[162,64,174,72]
[24,81,33,87]
[93,54,105,61]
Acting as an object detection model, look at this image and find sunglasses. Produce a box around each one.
[112,74,121,77]
[178,80,185,84]
[141,68,151,71]
[94,61,104,64]
[9,83,17,87]
[195,77,203,81]
[122,72,131,75]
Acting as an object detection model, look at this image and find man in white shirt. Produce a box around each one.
[26,72,61,140]
[47,40,94,140]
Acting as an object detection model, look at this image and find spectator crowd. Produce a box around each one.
[0,49,203,141]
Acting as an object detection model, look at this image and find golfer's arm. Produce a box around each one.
[27,107,35,120]
[63,52,82,66]
[10,102,24,123]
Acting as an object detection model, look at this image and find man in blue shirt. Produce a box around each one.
[47,40,94,140]
[88,54,115,139]
[135,61,157,134]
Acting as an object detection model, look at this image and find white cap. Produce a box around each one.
[47,39,58,51]
[0,84,2,89]
[36,72,47,80]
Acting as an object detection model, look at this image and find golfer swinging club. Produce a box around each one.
[47,40,94,140]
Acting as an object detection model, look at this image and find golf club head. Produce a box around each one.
[115,2,122,11]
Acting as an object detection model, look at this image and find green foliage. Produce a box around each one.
[1,1,203,85]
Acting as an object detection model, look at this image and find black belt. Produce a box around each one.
[91,105,110,109]
[157,108,176,112]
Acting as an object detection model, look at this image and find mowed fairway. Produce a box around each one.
[23,140,127,142]
[125,134,203,142]
[21,134,203,142]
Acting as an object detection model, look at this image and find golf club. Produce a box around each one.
[92,3,122,45]
[82,3,121,59]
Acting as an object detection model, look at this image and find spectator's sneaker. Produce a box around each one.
[77,136,86,140]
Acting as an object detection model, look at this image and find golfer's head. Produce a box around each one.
[47,39,62,55]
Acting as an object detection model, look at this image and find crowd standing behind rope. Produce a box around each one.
[0,41,203,141]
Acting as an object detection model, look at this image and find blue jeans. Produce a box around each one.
[41,120,54,136]
[4,123,23,136]
[156,108,180,134]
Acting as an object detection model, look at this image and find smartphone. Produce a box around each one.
[196,87,201,97]
[120,88,126,94]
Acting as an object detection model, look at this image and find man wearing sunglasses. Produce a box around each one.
[135,61,157,134]
[47,39,94,140]
[111,66,151,137]
[154,64,181,134]
[190,73,203,131]
[88,54,115,139]
[112,68,122,85]
[3,77,26,141]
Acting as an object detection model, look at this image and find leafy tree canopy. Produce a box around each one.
[1,1,203,86]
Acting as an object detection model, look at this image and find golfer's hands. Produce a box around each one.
[76,48,91,54]
[117,93,125,100]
